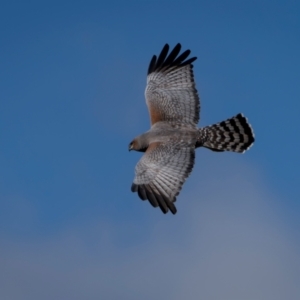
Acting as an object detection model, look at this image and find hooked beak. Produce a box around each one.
[128,144,133,151]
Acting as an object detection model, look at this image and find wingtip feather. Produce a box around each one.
[147,43,197,75]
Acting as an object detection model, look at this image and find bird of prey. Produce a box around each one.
[129,43,255,214]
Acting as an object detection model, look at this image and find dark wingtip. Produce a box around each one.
[147,55,157,75]
[170,205,177,214]
[159,193,177,214]
[131,183,138,192]
[166,198,177,214]
[155,44,169,70]
[148,43,197,75]
[145,185,159,208]
[181,56,197,67]
[132,183,177,215]
[137,185,147,200]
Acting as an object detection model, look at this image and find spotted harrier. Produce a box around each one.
[129,43,255,214]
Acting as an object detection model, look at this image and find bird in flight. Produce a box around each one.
[129,43,255,214]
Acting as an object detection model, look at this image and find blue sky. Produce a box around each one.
[0,1,299,299]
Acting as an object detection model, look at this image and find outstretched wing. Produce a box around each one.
[131,141,195,214]
[145,43,200,127]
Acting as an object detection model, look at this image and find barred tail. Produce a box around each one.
[197,113,255,153]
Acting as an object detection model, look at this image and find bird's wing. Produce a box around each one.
[131,140,195,214]
[145,43,200,127]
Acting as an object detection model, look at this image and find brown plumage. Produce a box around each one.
[129,43,255,214]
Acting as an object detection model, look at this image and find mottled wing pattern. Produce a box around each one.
[131,141,195,214]
[145,44,200,127]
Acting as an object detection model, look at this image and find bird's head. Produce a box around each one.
[128,140,134,151]
[128,138,147,152]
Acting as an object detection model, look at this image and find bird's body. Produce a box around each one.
[129,44,255,214]
[133,124,198,152]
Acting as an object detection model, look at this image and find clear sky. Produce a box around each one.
[0,0,299,299]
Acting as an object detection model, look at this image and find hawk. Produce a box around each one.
[129,43,255,214]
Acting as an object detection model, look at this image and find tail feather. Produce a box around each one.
[197,113,255,153]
